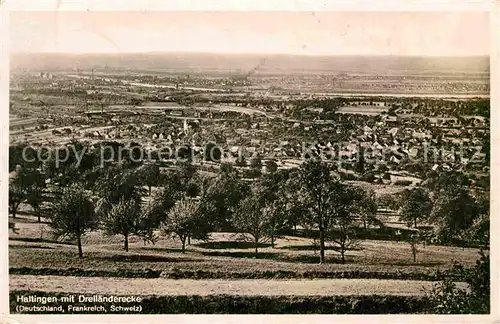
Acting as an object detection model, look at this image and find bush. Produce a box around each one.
[426,250,489,314]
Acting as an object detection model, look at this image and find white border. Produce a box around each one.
[1,1,498,323]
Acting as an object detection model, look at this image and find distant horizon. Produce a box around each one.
[9,51,491,58]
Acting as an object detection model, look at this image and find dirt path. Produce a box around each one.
[9,275,451,296]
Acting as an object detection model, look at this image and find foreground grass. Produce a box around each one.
[9,217,481,281]
[10,290,429,314]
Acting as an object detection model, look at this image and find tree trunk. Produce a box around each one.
[414,218,417,229]
[11,204,17,219]
[148,186,152,196]
[271,235,275,248]
[341,248,345,264]
[363,219,367,230]
[188,236,191,245]
[77,234,83,258]
[319,229,325,264]
[181,237,186,253]
[255,236,259,257]
[124,233,129,252]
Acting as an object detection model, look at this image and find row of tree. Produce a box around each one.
[9,140,489,263]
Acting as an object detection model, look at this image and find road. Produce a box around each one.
[9,275,460,296]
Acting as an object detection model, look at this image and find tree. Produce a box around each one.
[26,184,44,222]
[9,166,44,219]
[356,187,380,230]
[101,198,155,251]
[234,190,276,255]
[328,184,364,264]
[429,186,479,243]
[406,232,421,263]
[50,186,98,257]
[250,156,263,170]
[398,188,433,228]
[265,159,278,173]
[297,161,346,264]
[162,198,210,253]
[198,170,250,231]
[204,142,222,162]
[140,163,161,196]
[378,193,399,211]
[96,165,146,216]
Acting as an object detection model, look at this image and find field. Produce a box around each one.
[10,210,480,277]
[9,209,479,313]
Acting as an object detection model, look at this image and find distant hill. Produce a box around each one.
[10,52,490,76]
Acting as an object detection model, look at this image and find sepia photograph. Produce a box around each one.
[4,4,495,318]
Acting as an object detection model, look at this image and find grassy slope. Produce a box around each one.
[10,215,481,280]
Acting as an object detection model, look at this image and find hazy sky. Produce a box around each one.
[10,11,490,56]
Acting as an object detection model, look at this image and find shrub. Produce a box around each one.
[426,250,489,314]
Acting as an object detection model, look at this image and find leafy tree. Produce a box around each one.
[140,163,161,196]
[430,187,479,243]
[398,188,433,228]
[198,170,250,231]
[297,161,346,264]
[233,190,277,255]
[50,186,98,257]
[378,193,399,211]
[9,144,40,171]
[327,184,364,264]
[26,184,44,222]
[149,167,204,227]
[250,156,263,170]
[265,159,278,173]
[162,198,209,253]
[101,198,155,251]
[9,166,44,219]
[356,187,380,230]
[96,165,145,214]
[204,142,222,162]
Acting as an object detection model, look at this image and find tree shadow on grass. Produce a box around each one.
[9,244,54,250]
[280,245,363,252]
[9,237,75,245]
[200,250,280,260]
[100,254,203,263]
[199,250,355,264]
[140,246,190,253]
[195,241,272,250]
[284,254,357,264]
[373,260,445,267]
